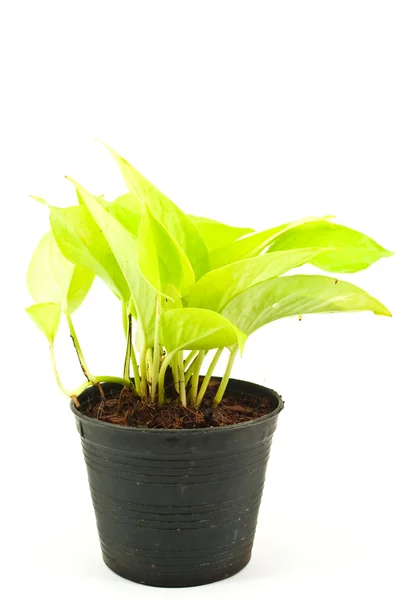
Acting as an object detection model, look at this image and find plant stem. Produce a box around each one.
[123,313,132,381]
[158,352,174,407]
[183,350,197,370]
[140,345,148,400]
[177,350,187,407]
[196,347,223,408]
[213,346,239,407]
[121,300,128,337]
[189,351,205,408]
[130,344,141,396]
[123,304,140,395]
[49,344,70,398]
[71,375,135,399]
[185,351,208,385]
[147,347,153,383]
[65,312,92,381]
[151,295,161,402]
[171,353,180,393]
[65,311,108,400]
[93,375,135,387]
[184,353,199,383]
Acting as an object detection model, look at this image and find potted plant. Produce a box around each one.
[26,144,393,588]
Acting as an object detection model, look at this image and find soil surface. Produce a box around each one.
[80,377,277,429]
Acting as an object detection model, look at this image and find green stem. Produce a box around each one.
[140,345,148,399]
[213,346,239,407]
[93,375,135,387]
[131,344,141,395]
[123,313,132,380]
[49,344,70,398]
[147,348,153,384]
[121,301,128,337]
[189,351,205,408]
[183,350,197,370]
[185,361,196,384]
[196,347,223,408]
[123,304,140,395]
[65,312,92,382]
[158,351,174,407]
[185,351,208,385]
[171,353,180,393]
[151,295,161,402]
[71,375,135,400]
[184,353,199,383]
[177,350,187,407]
[71,379,92,400]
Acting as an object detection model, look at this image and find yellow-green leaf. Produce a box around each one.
[188,215,254,253]
[66,179,156,346]
[50,204,130,302]
[160,308,246,353]
[26,302,62,343]
[188,247,330,311]
[138,205,195,298]
[267,221,394,273]
[103,144,210,278]
[27,231,94,313]
[210,215,334,269]
[223,275,392,335]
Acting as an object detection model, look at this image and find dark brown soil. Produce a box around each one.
[80,378,277,430]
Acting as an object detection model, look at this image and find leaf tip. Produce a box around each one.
[30,195,49,207]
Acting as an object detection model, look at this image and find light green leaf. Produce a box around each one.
[50,204,130,302]
[210,215,334,269]
[104,193,142,237]
[28,232,68,304]
[223,274,392,335]
[27,231,94,313]
[160,308,246,353]
[103,144,210,278]
[188,215,254,253]
[138,205,195,298]
[66,179,156,346]
[267,221,394,273]
[113,191,143,217]
[187,247,331,312]
[30,195,49,207]
[67,265,95,313]
[26,302,62,343]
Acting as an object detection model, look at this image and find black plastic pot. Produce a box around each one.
[71,378,283,588]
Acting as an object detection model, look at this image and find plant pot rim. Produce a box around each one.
[70,377,284,435]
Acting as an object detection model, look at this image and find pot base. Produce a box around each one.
[103,550,251,588]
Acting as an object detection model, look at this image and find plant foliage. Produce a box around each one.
[26,146,393,409]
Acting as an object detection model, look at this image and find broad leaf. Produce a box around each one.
[105,193,142,237]
[27,231,94,313]
[223,274,392,335]
[67,179,156,346]
[50,204,130,302]
[160,308,246,353]
[187,247,331,312]
[267,221,394,273]
[26,302,62,343]
[188,215,254,253]
[67,266,95,313]
[210,215,334,269]
[138,205,195,298]
[104,144,210,278]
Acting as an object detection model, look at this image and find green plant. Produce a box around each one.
[26,145,393,409]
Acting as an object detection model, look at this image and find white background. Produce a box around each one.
[1,1,400,598]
